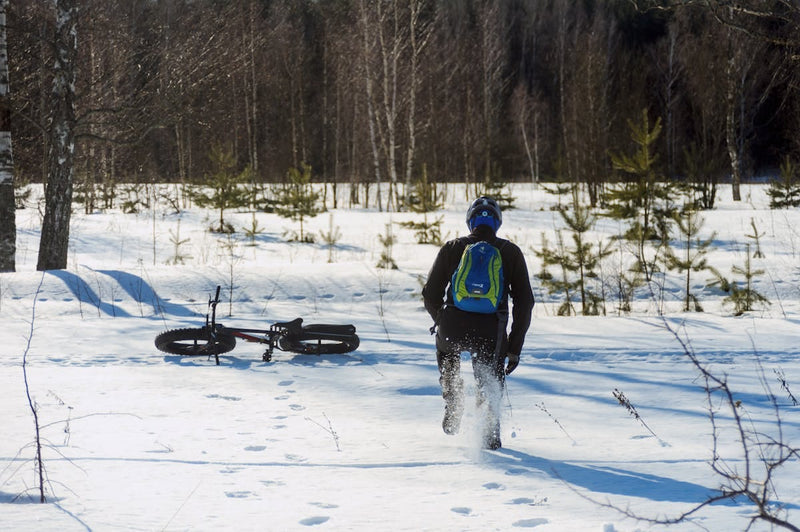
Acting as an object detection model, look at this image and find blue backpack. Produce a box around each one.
[450,240,504,314]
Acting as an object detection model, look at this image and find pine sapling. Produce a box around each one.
[242,213,264,247]
[318,213,342,263]
[399,167,444,244]
[745,218,766,258]
[708,244,770,316]
[536,231,576,316]
[189,144,252,234]
[664,209,716,312]
[376,224,398,270]
[167,219,192,265]
[274,162,323,243]
[606,109,674,283]
[536,189,611,315]
[767,155,800,209]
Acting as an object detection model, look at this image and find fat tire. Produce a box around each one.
[279,327,359,355]
[154,327,236,356]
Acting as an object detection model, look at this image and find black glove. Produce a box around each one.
[505,352,520,375]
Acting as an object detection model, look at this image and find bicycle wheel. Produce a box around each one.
[154,327,237,356]
[278,324,359,355]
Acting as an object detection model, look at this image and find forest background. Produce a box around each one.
[2,0,800,272]
[7,0,800,196]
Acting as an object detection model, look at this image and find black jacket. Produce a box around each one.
[422,225,534,356]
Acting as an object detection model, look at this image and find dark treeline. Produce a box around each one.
[7,0,800,205]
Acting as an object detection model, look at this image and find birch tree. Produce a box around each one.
[0,0,13,272]
[37,0,78,271]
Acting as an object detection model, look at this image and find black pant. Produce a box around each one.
[435,306,507,404]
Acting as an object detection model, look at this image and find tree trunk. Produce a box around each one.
[724,19,742,201]
[37,0,78,271]
[0,0,14,272]
[359,0,383,212]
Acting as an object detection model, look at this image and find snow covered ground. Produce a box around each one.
[2,184,799,531]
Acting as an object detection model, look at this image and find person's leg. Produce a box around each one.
[472,340,506,449]
[437,350,464,435]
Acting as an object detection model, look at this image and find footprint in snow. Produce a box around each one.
[290,404,306,411]
[225,491,254,499]
[206,394,242,401]
[451,507,473,516]
[512,518,549,528]
[244,445,266,452]
[299,516,330,526]
[310,502,339,509]
[278,380,294,387]
[483,482,504,490]
[508,497,543,506]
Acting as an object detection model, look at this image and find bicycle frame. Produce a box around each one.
[204,286,301,363]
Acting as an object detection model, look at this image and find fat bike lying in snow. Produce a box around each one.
[154,286,360,365]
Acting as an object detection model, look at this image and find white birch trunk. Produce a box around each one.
[0,0,15,271]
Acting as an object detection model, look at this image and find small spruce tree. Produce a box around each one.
[536,189,612,316]
[537,231,576,316]
[605,109,674,282]
[274,162,323,242]
[478,176,515,211]
[399,166,444,245]
[664,209,716,312]
[376,223,398,270]
[708,244,770,316]
[682,142,719,210]
[745,218,766,258]
[767,156,800,209]
[190,144,252,233]
[319,213,342,263]
[242,213,264,247]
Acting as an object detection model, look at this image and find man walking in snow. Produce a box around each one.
[423,196,534,449]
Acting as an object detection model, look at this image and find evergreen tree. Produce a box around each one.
[274,162,323,243]
[708,244,770,316]
[399,166,443,245]
[536,189,612,315]
[664,209,716,312]
[745,218,766,258]
[683,142,719,210]
[376,223,398,270]
[189,144,252,233]
[605,109,674,282]
[767,156,800,209]
[478,175,515,211]
[537,231,577,316]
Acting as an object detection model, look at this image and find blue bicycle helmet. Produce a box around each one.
[466,196,502,232]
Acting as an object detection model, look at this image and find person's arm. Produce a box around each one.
[506,244,534,356]
[422,242,455,322]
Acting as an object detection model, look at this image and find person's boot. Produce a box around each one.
[442,395,464,435]
[482,412,502,450]
[473,360,502,449]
